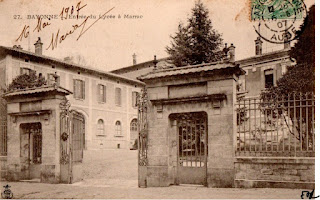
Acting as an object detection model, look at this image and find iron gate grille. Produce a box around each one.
[236,92,315,157]
[32,124,42,164]
[176,113,207,167]
[137,87,148,166]
[20,123,42,164]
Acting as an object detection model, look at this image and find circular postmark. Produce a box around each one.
[251,0,307,44]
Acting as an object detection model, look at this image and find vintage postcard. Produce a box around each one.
[0,0,317,199]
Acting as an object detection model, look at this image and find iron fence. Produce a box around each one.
[236,92,315,157]
[0,120,7,156]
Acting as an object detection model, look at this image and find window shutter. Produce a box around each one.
[82,80,85,99]
[103,85,106,102]
[119,89,121,106]
[132,92,136,107]
[73,79,76,98]
[97,84,100,102]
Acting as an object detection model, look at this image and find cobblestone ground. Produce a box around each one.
[1,149,306,199]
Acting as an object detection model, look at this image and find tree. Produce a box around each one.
[166,23,192,67]
[7,70,46,92]
[166,1,223,67]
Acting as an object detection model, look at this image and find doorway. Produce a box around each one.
[172,112,208,186]
[20,122,42,180]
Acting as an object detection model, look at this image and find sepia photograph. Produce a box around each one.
[0,0,317,199]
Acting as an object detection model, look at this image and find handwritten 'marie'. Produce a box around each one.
[46,7,115,50]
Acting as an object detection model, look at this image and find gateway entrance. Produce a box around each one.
[20,123,42,180]
[172,112,208,186]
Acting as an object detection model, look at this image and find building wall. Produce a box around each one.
[235,158,315,189]
[3,55,141,150]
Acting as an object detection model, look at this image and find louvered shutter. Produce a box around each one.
[73,79,76,98]
[97,84,100,102]
[82,80,85,99]
[103,85,106,102]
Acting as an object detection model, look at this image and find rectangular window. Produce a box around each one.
[47,73,60,85]
[98,84,106,103]
[264,70,274,88]
[132,91,139,107]
[20,68,31,75]
[115,87,121,106]
[73,79,85,100]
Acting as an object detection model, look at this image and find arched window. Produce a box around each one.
[97,119,104,135]
[130,119,138,131]
[115,121,122,136]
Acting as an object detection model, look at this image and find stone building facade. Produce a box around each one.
[138,61,244,187]
[236,37,294,98]
[0,39,144,151]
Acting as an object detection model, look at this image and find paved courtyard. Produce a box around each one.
[1,149,308,199]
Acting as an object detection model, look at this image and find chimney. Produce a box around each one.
[153,55,158,69]
[229,43,235,62]
[255,37,263,55]
[13,45,23,50]
[64,56,73,63]
[34,37,43,55]
[133,53,137,65]
[223,43,228,57]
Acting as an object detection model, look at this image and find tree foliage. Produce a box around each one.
[166,1,223,67]
[266,5,315,96]
[8,70,46,92]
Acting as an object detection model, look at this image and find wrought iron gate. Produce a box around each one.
[137,87,148,187]
[174,112,207,185]
[60,98,85,183]
[20,122,42,179]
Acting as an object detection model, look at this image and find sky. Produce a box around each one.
[0,0,315,72]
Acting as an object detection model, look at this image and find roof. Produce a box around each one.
[110,57,170,74]
[3,85,72,98]
[0,46,145,86]
[138,61,244,80]
[236,48,291,66]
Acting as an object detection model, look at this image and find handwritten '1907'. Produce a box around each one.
[15,1,115,51]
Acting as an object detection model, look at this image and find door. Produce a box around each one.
[176,112,207,185]
[60,109,85,184]
[20,123,42,180]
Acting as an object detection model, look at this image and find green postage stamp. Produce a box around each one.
[251,0,306,20]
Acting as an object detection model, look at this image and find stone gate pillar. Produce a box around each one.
[3,85,72,183]
[138,62,244,187]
